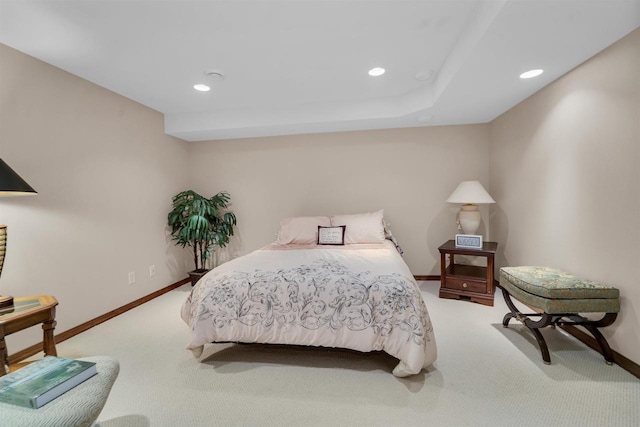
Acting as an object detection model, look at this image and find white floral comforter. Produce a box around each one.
[180,240,437,377]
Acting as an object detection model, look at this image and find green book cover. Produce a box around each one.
[0,356,97,408]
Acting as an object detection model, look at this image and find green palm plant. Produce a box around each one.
[168,190,237,280]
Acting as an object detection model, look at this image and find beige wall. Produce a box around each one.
[0,44,191,352]
[188,125,491,275]
[490,29,640,364]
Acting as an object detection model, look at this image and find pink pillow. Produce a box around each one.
[330,210,385,244]
[276,216,331,244]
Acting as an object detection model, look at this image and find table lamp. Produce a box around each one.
[0,158,37,308]
[446,180,495,236]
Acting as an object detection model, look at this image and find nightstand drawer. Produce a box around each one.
[445,277,487,294]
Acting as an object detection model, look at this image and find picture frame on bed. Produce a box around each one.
[317,225,346,245]
[455,234,483,249]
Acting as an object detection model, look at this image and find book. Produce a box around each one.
[0,356,97,408]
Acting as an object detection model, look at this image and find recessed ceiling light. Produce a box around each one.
[205,70,225,81]
[193,84,211,92]
[368,67,385,77]
[520,69,544,79]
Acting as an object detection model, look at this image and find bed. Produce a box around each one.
[180,211,437,377]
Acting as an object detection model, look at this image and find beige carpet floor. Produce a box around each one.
[36,282,640,426]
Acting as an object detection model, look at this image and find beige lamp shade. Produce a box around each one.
[446,181,495,204]
[446,181,495,235]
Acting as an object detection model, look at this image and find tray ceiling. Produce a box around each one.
[1,0,639,141]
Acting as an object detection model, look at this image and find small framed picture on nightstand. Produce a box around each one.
[455,234,483,249]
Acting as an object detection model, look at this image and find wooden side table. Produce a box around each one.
[438,240,498,306]
[0,295,58,376]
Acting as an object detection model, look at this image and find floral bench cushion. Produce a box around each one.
[500,266,620,314]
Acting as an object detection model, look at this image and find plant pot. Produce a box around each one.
[188,269,210,286]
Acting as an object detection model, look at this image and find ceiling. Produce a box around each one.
[1,1,639,142]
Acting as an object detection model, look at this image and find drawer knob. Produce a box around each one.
[462,282,468,288]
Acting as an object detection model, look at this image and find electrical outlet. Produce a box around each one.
[128,271,136,285]
[149,265,156,277]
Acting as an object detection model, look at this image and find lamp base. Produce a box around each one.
[0,295,14,309]
[458,204,481,235]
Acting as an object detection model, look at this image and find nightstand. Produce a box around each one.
[438,240,498,306]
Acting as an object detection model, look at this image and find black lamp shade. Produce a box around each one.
[0,158,37,196]
[0,158,36,306]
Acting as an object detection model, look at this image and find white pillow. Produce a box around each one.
[330,210,385,244]
[276,216,331,244]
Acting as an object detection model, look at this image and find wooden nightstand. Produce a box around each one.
[438,240,497,306]
[0,295,58,376]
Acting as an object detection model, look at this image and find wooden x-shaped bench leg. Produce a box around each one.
[502,288,617,365]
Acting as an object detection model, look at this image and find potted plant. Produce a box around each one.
[168,190,237,286]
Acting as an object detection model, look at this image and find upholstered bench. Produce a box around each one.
[0,356,119,427]
[500,266,619,365]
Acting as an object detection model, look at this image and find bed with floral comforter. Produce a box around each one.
[180,240,437,377]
